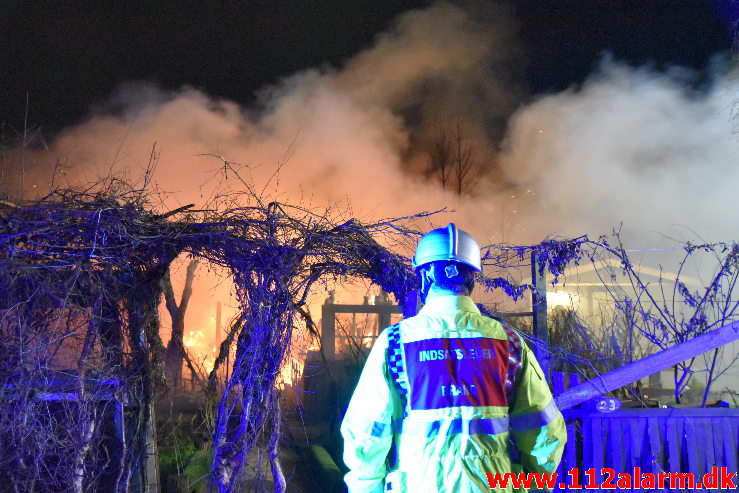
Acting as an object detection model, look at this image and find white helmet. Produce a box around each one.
[412,223,482,272]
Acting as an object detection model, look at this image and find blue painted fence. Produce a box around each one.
[551,372,739,492]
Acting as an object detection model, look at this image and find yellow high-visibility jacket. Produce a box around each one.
[341,295,566,492]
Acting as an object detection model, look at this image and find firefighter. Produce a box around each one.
[341,223,566,492]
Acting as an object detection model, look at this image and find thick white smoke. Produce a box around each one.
[25,2,733,248]
[7,1,737,380]
[500,58,738,244]
[30,2,520,236]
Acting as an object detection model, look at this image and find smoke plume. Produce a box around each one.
[4,1,737,367]
[500,58,738,244]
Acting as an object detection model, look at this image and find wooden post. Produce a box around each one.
[377,289,391,331]
[378,311,389,335]
[531,251,550,379]
[322,303,336,361]
[144,406,160,493]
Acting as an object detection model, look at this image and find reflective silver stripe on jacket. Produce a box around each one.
[510,399,560,431]
[396,416,511,438]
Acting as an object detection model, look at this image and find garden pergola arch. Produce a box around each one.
[0,192,419,492]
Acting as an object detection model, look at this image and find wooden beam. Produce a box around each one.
[555,320,739,410]
[323,304,400,314]
[531,251,550,378]
[321,304,336,361]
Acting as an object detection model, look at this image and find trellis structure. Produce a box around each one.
[0,187,421,492]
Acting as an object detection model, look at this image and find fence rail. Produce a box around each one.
[551,371,739,492]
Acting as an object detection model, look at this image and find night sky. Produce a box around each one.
[1,0,735,138]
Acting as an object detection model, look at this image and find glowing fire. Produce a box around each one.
[161,256,393,391]
[183,330,205,347]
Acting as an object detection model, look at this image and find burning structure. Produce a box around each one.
[0,179,420,492]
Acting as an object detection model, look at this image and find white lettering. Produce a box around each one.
[440,383,478,397]
[420,346,501,362]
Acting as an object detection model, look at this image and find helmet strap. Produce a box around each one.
[418,267,435,304]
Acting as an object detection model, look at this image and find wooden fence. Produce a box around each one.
[551,371,739,492]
